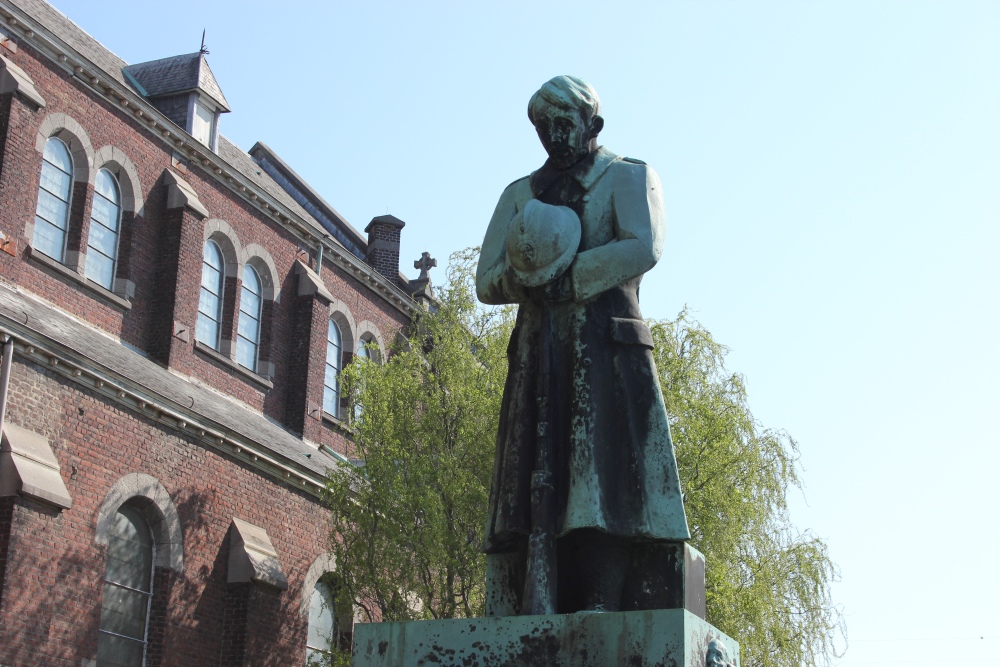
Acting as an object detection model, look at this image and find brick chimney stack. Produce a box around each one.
[365,214,405,288]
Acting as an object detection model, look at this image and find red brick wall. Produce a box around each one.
[0,357,328,666]
[0,38,410,454]
[0,24,417,667]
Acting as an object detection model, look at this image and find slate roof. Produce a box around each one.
[0,283,341,479]
[8,0,130,86]
[124,53,231,112]
[217,136,353,252]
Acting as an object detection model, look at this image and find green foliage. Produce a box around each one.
[650,311,845,667]
[325,249,515,622]
[306,648,351,667]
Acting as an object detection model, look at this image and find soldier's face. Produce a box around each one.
[534,107,594,169]
[706,642,728,667]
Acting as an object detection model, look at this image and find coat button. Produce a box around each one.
[582,194,591,202]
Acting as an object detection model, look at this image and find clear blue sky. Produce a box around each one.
[47,1,1000,664]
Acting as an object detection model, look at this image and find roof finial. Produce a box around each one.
[199,29,210,55]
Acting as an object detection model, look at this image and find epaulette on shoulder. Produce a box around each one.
[622,157,647,165]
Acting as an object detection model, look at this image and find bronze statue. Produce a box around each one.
[477,76,690,615]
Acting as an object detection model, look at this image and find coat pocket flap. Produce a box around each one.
[610,317,654,349]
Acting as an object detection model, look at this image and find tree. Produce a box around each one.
[325,249,514,623]
[324,250,843,666]
[651,313,845,667]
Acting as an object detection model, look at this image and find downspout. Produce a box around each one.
[0,335,12,436]
[315,241,324,273]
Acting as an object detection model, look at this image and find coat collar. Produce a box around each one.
[530,146,620,195]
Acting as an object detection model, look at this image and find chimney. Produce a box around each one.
[365,215,405,288]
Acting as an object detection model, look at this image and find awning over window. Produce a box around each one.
[0,422,72,510]
[228,517,288,590]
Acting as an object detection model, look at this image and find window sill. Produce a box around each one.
[26,246,132,311]
[321,410,354,436]
[193,340,274,390]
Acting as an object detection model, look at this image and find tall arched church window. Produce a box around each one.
[96,505,154,667]
[85,168,122,290]
[323,320,342,418]
[197,240,225,350]
[236,264,263,372]
[33,137,74,262]
[306,577,353,664]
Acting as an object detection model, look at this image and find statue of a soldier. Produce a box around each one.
[476,76,690,615]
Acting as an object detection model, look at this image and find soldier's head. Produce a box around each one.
[528,76,604,169]
[706,638,731,667]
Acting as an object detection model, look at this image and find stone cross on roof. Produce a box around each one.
[414,252,437,282]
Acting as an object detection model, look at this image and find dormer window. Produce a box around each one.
[123,52,230,154]
[191,97,217,149]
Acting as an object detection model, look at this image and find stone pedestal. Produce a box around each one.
[352,608,739,667]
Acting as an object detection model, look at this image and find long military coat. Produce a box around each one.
[477,147,690,553]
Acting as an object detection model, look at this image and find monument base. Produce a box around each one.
[352,608,739,667]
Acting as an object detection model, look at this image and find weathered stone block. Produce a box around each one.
[352,609,739,667]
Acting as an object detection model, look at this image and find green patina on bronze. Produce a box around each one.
[476,75,688,615]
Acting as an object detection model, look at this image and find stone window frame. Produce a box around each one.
[348,322,386,424]
[354,321,386,364]
[324,301,357,421]
[87,145,144,299]
[94,473,184,573]
[198,219,242,357]
[197,238,227,350]
[32,136,74,262]
[236,243,280,378]
[235,263,263,373]
[29,112,94,272]
[93,473,183,667]
[301,553,355,660]
[84,166,123,290]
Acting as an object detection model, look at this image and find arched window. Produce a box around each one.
[306,577,353,664]
[33,137,74,262]
[197,240,225,350]
[97,505,154,667]
[353,336,375,423]
[356,339,372,362]
[236,264,262,372]
[86,168,122,290]
[323,320,342,418]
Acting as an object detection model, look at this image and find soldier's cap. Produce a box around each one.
[506,199,581,288]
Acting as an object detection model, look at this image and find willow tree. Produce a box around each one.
[651,313,845,666]
[325,251,843,666]
[325,249,514,622]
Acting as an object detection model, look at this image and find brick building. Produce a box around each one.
[0,0,427,665]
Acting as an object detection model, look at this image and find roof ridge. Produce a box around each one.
[125,51,202,68]
[16,0,129,69]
